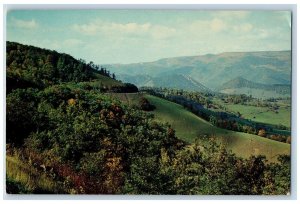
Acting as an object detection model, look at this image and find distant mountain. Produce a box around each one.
[218,77,290,99]
[107,51,291,90]
[124,74,211,92]
[120,74,211,92]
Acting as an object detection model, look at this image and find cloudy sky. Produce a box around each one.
[6,10,291,64]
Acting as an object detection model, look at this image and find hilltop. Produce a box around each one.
[6,41,137,93]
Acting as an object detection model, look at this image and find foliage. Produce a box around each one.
[7,83,182,193]
[6,88,40,146]
[6,84,291,195]
[263,155,291,195]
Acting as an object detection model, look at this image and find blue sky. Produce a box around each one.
[6,10,291,64]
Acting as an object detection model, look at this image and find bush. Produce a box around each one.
[139,97,156,111]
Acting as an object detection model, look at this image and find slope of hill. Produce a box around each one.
[107,51,291,90]
[218,77,290,98]
[145,94,290,163]
[109,93,290,163]
[6,41,124,92]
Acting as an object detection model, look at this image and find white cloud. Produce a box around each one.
[12,18,38,29]
[72,20,176,39]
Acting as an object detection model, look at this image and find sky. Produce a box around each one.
[6,10,291,64]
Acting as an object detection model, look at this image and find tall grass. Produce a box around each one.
[6,154,65,194]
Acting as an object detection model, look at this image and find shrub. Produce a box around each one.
[139,97,156,111]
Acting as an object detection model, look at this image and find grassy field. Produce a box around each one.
[224,104,291,128]
[144,94,290,163]
[107,92,143,106]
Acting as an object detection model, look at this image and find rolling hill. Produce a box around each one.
[145,94,290,162]
[109,93,290,163]
[107,51,291,92]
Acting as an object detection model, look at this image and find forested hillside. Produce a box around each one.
[6,42,291,195]
[6,41,138,93]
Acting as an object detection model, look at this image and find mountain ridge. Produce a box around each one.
[109,50,291,66]
[121,73,211,92]
[107,50,291,90]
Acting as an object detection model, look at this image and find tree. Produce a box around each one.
[286,136,291,144]
[258,129,266,137]
[6,88,39,145]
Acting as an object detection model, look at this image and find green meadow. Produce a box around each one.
[224,104,291,128]
[145,95,290,163]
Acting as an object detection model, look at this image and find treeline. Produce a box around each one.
[7,84,290,195]
[142,87,290,144]
[221,94,289,114]
[140,87,288,110]
[77,81,138,93]
[6,41,117,92]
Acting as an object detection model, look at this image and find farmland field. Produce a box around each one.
[223,104,291,128]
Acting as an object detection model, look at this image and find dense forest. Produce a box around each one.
[6,42,291,195]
